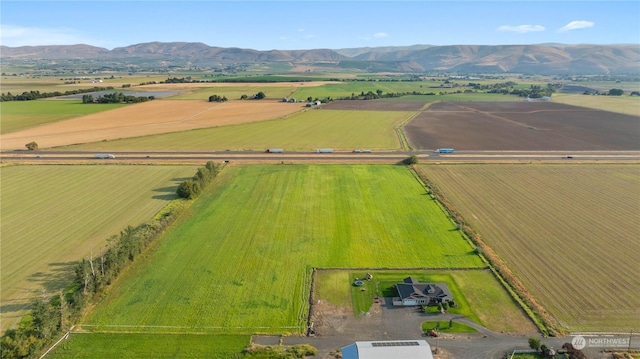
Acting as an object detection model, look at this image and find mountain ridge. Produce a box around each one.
[2,42,638,74]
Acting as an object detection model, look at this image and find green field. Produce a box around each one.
[0,100,125,133]
[0,164,197,333]
[553,93,640,116]
[81,165,483,334]
[59,109,408,151]
[48,333,249,359]
[417,163,640,332]
[167,85,299,100]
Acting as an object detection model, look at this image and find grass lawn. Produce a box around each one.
[48,333,249,359]
[315,269,537,334]
[81,165,483,335]
[0,100,125,133]
[422,320,477,333]
[0,164,197,333]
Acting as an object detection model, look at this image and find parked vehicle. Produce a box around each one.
[315,148,334,153]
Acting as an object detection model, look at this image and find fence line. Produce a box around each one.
[39,325,74,359]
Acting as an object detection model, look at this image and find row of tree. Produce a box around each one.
[0,86,114,102]
[336,90,437,101]
[81,92,155,104]
[0,184,195,358]
[176,161,222,199]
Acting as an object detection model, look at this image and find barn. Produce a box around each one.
[341,340,434,359]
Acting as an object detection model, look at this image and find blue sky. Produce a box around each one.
[1,1,639,50]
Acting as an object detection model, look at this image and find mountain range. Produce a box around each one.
[2,42,639,74]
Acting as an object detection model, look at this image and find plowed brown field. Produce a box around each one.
[320,100,428,111]
[0,100,303,150]
[404,101,640,151]
[417,164,640,332]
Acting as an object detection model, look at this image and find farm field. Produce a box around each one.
[0,164,197,333]
[404,101,640,151]
[553,93,640,116]
[313,269,536,333]
[59,109,409,152]
[81,165,484,335]
[320,100,428,111]
[415,163,640,332]
[0,100,125,134]
[48,333,249,359]
[0,99,304,150]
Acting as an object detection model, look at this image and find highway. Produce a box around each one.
[2,150,639,163]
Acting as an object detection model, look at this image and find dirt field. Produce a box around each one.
[320,100,428,111]
[404,101,640,151]
[0,100,304,150]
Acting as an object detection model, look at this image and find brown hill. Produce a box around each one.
[1,42,638,74]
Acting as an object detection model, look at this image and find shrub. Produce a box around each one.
[25,141,38,151]
[403,155,418,165]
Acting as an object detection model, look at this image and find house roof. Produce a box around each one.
[396,277,453,301]
[341,340,433,359]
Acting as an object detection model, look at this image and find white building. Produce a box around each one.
[341,340,434,359]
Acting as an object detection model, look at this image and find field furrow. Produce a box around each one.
[417,164,640,332]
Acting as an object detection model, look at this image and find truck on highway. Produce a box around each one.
[94,153,116,159]
[435,148,455,154]
[315,148,334,153]
[265,148,284,153]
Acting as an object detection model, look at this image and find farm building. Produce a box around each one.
[341,340,433,359]
[393,277,453,306]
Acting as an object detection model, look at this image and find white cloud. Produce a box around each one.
[373,32,390,38]
[558,20,594,32]
[0,24,100,47]
[497,25,545,33]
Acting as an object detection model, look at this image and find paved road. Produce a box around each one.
[2,150,639,163]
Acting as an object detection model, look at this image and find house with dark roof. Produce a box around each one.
[393,277,453,306]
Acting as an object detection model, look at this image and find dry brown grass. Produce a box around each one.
[0,100,303,150]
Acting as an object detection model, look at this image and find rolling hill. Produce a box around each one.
[1,42,638,74]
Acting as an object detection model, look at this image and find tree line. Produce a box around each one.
[0,86,115,102]
[176,161,222,199]
[0,163,226,358]
[81,92,155,104]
